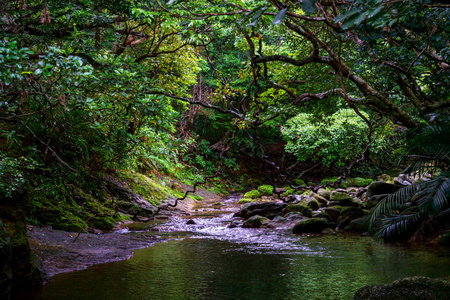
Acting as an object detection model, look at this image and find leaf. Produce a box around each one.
[342,11,368,29]
[333,9,360,23]
[273,8,287,25]
[301,0,318,14]
[249,6,267,27]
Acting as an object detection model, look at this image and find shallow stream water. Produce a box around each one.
[24,195,450,299]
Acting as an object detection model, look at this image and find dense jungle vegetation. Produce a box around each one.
[1,0,449,240]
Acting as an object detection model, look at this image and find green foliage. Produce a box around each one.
[369,115,450,240]
[257,185,274,196]
[282,109,398,168]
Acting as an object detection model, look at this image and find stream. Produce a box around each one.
[23,195,450,299]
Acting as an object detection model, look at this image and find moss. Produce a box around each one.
[238,198,255,204]
[213,202,223,206]
[341,177,373,188]
[292,218,330,234]
[320,177,340,186]
[292,179,306,186]
[257,185,274,196]
[190,194,203,201]
[283,204,312,217]
[243,190,261,199]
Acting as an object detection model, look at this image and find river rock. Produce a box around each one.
[283,204,312,218]
[337,207,364,229]
[306,199,320,210]
[313,211,332,222]
[324,208,341,223]
[285,194,303,203]
[234,202,287,220]
[317,189,332,200]
[346,218,369,233]
[243,215,271,228]
[366,182,403,200]
[353,276,450,300]
[292,218,331,234]
[330,192,359,207]
[310,192,328,205]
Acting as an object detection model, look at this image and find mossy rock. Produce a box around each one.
[213,202,223,206]
[324,207,341,223]
[292,218,331,234]
[243,190,261,199]
[243,215,270,228]
[341,177,373,188]
[306,199,320,210]
[238,198,255,204]
[354,276,450,300]
[320,177,340,186]
[330,192,359,207]
[346,218,369,233]
[257,185,274,196]
[292,179,306,186]
[283,204,312,218]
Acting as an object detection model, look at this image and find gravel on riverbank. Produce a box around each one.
[28,226,165,277]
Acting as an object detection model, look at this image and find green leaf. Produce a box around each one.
[333,9,360,23]
[342,11,368,29]
[301,0,318,14]
[273,8,287,25]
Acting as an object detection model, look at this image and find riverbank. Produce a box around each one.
[28,226,164,277]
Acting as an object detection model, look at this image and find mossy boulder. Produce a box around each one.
[235,202,287,220]
[306,199,320,210]
[283,204,312,218]
[310,192,328,205]
[292,218,331,234]
[324,207,341,223]
[353,276,450,300]
[292,179,306,186]
[346,218,369,233]
[238,198,256,204]
[320,177,340,186]
[341,177,374,188]
[257,185,274,196]
[366,181,403,200]
[243,190,261,199]
[243,215,271,228]
[330,192,359,207]
[337,207,364,229]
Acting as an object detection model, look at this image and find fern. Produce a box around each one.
[368,114,450,240]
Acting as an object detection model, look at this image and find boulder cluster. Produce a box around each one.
[233,174,431,235]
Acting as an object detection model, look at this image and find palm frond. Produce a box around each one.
[375,213,423,239]
[369,184,420,225]
[415,175,450,217]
